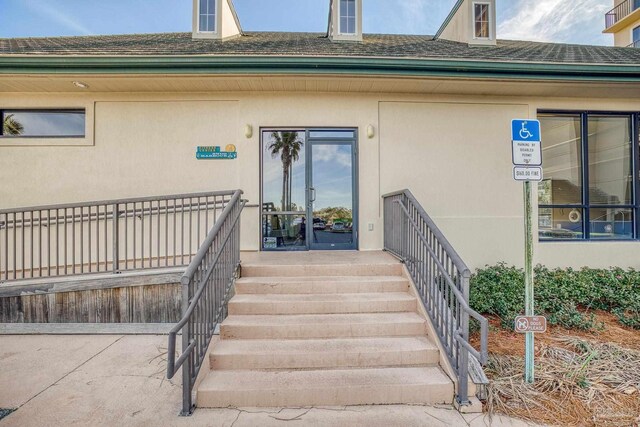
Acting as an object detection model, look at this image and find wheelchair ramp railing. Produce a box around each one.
[0,190,237,282]
[383,189,488,406]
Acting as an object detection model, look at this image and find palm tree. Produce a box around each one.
[3,114,24,136]
[267,131,304,212]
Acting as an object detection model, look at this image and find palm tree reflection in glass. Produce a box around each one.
[267,131,304,244]
[3,114,24,135]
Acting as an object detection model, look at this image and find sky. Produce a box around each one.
[0,0,612,46]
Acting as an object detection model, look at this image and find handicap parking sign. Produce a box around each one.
[512,119,541,142]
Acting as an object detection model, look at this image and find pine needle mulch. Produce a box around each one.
[484,336,640,427]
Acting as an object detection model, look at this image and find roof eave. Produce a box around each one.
[0,55,639,82]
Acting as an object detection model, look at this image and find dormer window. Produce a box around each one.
[473,2,491,39]
[329,0,362,42]
[199,0,217,33]
[340,0,356,35]
[192,0,242,40]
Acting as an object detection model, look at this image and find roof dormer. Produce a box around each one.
[192,0,242,40]
[328,0,363,42]
[435,0,497,46]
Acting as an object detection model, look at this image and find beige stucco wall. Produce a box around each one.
[1,89,640,271]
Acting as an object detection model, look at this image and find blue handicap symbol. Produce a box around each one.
[512,119,541,142]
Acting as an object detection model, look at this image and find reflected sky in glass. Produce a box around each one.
[262,131,306,212]
[3,111,85,137]
[312,144,352,212]
[262,131,354,222]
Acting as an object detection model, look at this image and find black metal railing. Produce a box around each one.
[166,189,244,416]
[605,0,639,29]
[383,189,488,406]
[0,190,236,282]
[628,39,640,47]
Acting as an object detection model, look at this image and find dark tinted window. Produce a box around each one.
[1,110,85,137]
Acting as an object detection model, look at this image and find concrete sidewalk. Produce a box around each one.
[0,335,537,427]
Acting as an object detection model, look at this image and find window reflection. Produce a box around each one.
[538,112,636,240]
[1,110,85,137]
[590,208,633,239]
[538,115,582,205]
[262,214,306,249]
[539,208,583,240]
[311,144,353,246]
[474,4,490,38]
[587,116,632,206]
[262,131,306,213]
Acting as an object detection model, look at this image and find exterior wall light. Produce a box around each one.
[72,81,89,89]
[245,124,253,139]
[367,124,375,139]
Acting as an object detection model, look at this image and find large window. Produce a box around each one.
[0,109,85,138]
[473,3,490,39]
[198,0,216,33]
[633,25,640,48]
[339,0,356,35]
[538,112,638,240]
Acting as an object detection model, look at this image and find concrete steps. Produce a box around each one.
[241,263,403,278]
[220,312,427,339]
[235,276,411,294]
[196,253,454,408]
[197,367,453,407]
[210,337,440,370]
[228,292,417,315]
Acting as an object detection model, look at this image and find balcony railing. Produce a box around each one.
[606,0,640,29]
[628,39,640,48]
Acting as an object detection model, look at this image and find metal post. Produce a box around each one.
[112,204,119,273]
[457,270,471,405]
[523,181,535,383]
[181,277,193,416]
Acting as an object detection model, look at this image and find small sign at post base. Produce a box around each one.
[515,316,547,333]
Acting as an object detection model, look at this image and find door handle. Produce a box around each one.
[309,187,316,203]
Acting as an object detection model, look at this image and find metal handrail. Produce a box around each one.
[382,189,488,407]
[166,189,244,416]
[0,190,235,282]
[605,0,639,29]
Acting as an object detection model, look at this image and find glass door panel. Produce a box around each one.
[261,130,307,250]
[309,142,356,250]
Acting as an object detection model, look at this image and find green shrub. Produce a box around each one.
[470,264,640,331]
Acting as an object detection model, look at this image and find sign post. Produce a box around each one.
[511,119,542,384]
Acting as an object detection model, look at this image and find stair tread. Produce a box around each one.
[222,312,425,326]
[230,292,415,303]
[212,336,437,355]
[199,366,451,390]
[236,276,408,283]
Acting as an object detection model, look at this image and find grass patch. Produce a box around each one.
[470,264,640,331]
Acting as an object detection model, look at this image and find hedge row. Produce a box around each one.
[469,264,640,330]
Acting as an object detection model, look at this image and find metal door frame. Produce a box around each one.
[306,131,358,250]
[259,127,359,251]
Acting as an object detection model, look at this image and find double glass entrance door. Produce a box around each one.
[261,129,357,251]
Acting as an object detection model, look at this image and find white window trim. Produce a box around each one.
[472,1,492,41]
[197,0,218,34]
[338,0,358,36]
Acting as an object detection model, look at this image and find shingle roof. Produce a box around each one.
[1,32,639,66]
